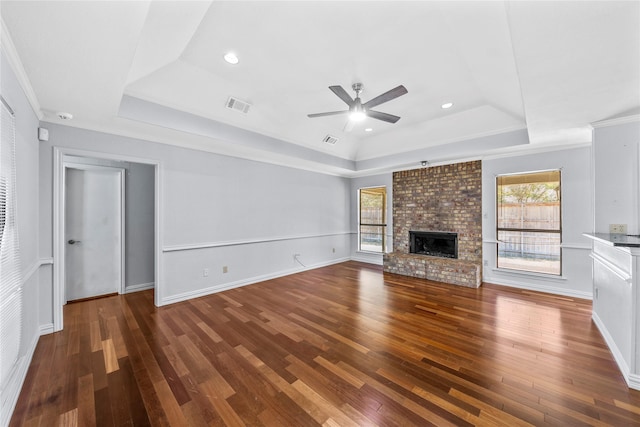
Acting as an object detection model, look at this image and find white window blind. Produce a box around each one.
[0,96,22,390]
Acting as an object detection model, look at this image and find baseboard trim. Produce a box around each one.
[39,323,54,336]
[629,373,640,391]
[350,253,383,265]
[482,276,592,300]
[161,257,350,306]
[124,282,155,294]
[1,332,39,427]
[592,312,637,390]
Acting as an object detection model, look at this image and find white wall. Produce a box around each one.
[349,173,393,265]
[1,49,42,426]
[38,124,352,309]
[125,162,155,290]
[482,146,594,298]
[593,121,640,234]
[160,151,351,303]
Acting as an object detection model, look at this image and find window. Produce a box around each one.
[497,170,561,275]
[0,96,22,388]
[359,187,386,253]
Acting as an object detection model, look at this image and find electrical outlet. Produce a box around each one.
[594,288,598,299]
[483,260,489,267]
[222,266,228,274]
[203,268,209,277]
[609,223,627,234]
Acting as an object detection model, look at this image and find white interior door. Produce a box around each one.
[65,165,124,301]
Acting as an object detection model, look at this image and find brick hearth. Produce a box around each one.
[383,160,482,287]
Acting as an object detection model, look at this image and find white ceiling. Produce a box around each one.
[2,1,639,176]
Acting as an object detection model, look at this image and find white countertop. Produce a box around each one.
[583,233,640,248]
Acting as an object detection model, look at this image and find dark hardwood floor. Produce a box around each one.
[10,261,640,426]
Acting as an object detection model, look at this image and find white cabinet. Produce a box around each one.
[586,233,640,390]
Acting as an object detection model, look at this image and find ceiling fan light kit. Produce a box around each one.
[308,83,408,128]
[350,110,366,122]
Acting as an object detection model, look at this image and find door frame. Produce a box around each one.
[64,162,126,301]
[53,147,162,332]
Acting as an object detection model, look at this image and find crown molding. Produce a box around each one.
[591,114,640,129]
[480,140,592,161]
[1,18,43,120]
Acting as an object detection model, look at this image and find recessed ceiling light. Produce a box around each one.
[57,112,73,120]
[223,52,239,65]
[365,128,373,132]
[441,102,454,109]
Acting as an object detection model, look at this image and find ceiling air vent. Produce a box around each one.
[322,135,338,145]
[226,96,251,114]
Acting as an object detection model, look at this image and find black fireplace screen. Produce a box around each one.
[409,231,458,259]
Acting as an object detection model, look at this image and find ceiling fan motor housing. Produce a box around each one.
[352,97,363,112]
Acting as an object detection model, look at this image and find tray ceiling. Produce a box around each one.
[2,1,638,175]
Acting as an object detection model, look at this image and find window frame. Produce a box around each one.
[495,170,562,276]
[358,186,387,253]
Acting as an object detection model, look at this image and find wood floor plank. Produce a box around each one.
[89,320,102,353]
[313,356,365,389]
[93,387,114,427]
[291,379,361,427]
[76,374,96,427]
[9,262,640,426]
[101,339,119,374]
[289,312,371,355]
[150,378,190,426]
[57,408,77,427]
[235,344,331,424]
[197,378,243,426]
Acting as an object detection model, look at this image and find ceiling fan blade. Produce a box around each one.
[307,110,349,118]
[362,85,408,109]
[367,110,401,123]
[329,85,354,106]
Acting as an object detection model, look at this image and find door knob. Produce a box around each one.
[68,239,81,245]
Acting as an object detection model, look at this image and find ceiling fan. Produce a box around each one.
[307,83,408,129]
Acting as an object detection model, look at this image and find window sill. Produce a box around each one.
[490,267,567,281]
[356,250,384,255]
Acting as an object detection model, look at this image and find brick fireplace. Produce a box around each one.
[383,160,482,287]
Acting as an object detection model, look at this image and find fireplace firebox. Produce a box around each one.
[409,231,458,259]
